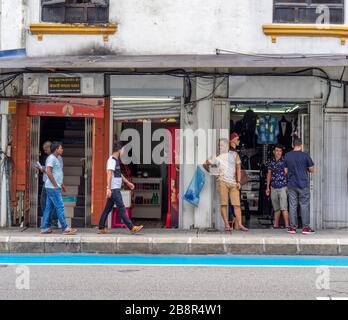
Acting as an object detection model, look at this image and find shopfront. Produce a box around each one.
[12,73,109,228]
[109,75,184,229]
[10,71,347,231]
[227,75,325,230]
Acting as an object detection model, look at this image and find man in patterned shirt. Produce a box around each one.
[266,145,289,229]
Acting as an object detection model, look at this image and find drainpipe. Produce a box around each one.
[1,114,8,227]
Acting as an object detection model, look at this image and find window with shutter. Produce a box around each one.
[274,0,344,24]
[41,0,109,24]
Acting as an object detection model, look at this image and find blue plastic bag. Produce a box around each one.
[183,166,206,207]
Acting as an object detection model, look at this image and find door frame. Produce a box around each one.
[85,118,93,226]
[322,112,348,229]
[29,116,41,227]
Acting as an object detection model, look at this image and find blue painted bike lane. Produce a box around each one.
[1,254,348,267]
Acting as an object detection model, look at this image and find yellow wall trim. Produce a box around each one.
[30,23,118,42]
[263,24,348,45]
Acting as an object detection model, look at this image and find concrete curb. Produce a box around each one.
[1,235,348,255]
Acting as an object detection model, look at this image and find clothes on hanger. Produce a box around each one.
[278,116,293,149]
[234,109,258,148]
[291,118,299,145]
[256,114,279,145]
[258,164,273,217]
[230,119,235,134]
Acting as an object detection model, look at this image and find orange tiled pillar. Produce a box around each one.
[11,101,30,225]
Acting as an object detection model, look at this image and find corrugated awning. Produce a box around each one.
[0,54,348,70]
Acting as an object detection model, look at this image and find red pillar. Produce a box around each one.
[91,99,110,226]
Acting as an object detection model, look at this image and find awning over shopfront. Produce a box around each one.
[0,53,348,70]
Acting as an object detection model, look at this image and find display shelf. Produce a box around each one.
[132,178,162,219]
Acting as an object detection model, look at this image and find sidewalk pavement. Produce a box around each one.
[1,227,348,256]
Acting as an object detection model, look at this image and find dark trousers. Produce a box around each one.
[98,189,133,230]
[288,187,310,229]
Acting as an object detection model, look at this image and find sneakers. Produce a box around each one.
[130,225,144,234]
[97,229,112,235]
[287,227,297,234]
[302,227,316,235]
[62,227,77,235]
[287,227,316,235]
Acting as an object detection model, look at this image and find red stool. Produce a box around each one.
[112,207,132,228]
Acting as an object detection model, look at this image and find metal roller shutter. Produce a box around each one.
[112,98,182,120]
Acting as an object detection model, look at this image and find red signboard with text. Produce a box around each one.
[28,97,105,118]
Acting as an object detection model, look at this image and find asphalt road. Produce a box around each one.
[1,256,348,300]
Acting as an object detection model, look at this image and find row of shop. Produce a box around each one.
[1,71,348,230]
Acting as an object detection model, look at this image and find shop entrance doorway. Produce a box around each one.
[112,120,180,229]
[229,101,311,229]
[29,117,93,228]
[110,96,182,229]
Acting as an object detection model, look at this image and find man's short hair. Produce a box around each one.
[274,144,284,151]
[43,141,52,148]
[50,142,62,153]
[113,141,124,152]
[293,138,303,147]
[219,138,229,144]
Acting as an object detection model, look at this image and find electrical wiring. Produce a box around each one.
[0,73,22,97]
[215,48,348,59]
[184,76,227,110]
[0,65,345,110]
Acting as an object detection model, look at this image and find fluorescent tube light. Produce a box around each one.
[113,97,176,102]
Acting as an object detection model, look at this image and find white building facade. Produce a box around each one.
[1,0,348,230]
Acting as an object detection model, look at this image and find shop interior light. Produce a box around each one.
[285,105,300,113]
[113,96,176,102]
[231,103,304,114]
[232,108,286,114]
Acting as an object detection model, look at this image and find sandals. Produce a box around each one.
[225,225,232,232]
[237,226,249,232]
[62,228,77,235]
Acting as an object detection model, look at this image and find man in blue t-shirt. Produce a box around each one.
[284,138,315,235]
[40,142,77,235]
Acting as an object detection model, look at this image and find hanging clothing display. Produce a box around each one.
[234,109,258,148]
[230,119,236,135]
[291,118,299,145]
[278,117,293,149]
[256,114,279,145]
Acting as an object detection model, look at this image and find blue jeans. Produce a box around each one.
[98,189,133,230]
[40,188,68,231]
[288,187,311,229]
[41,186,58,227]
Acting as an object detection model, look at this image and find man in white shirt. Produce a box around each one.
[37,141,64,229]
[204,139,249,232]
[98,142,144,234]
